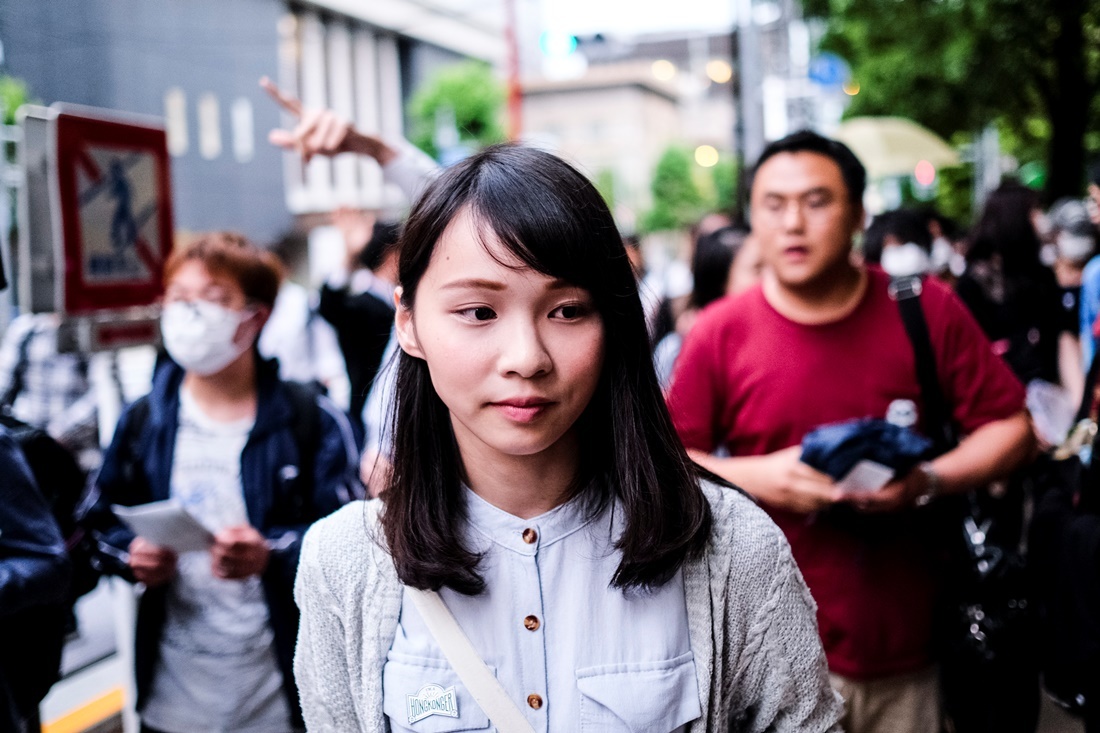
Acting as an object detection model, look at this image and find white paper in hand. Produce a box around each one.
[112,500,214,553]
[836,460,895,494]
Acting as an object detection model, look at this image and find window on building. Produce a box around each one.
[198,93,222,160]
[231,97,254,163]
[164,88,188,157]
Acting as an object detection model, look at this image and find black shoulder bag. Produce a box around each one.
[891,275,1040,733]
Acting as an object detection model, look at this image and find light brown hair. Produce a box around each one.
[163,232,283,307]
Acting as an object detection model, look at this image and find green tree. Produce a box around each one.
[711,156,738,215]
[407,61,505,160]
[594,168,616,212]
[642,147,708,233]
[0,75,30,126]
[801,0,1100,201]
[1,76,31,168]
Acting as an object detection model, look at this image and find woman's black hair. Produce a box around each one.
[382,143,712,595]
[966,182,1042,276]
[690,226,746,309]
[862,209,933,265]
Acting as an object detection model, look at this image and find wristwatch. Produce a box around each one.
[914,462,942,507]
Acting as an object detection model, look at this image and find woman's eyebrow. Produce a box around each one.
[439,278,507,292]
[547,279,579,291]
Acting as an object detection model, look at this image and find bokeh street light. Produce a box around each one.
[695,144,720,167]
[651,59,677,81]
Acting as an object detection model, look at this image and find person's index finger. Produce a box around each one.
[260,76,302,116]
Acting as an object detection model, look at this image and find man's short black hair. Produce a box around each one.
[358,221,402,271]
[750,130,867,207]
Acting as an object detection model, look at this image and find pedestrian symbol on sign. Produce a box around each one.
[108,160,136,254]
[75,149,160,284]
[51,104,173,317]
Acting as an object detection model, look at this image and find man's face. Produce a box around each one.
[750,151,862,289]
[1088,183,1100,227]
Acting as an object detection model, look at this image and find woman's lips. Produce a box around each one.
[491,399,554,423]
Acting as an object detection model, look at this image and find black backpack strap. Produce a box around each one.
[117,396,151,494]
[1,322,37,409]
[283,381,322,494]
[890,275,957,452]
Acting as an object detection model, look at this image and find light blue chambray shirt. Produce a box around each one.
[383,488,701,732]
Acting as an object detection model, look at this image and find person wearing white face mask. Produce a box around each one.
[160,297,259,376]
[1047,198,1098,404]
[861,208,937,278]
[85,232,362,733]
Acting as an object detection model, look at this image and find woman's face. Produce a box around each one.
[395,208,606,467]
[726,235,764,296]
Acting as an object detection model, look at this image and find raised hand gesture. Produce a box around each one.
[261,76,396,165]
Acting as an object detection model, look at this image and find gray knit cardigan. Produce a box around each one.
[293,482,844,732]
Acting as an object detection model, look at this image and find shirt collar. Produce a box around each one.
[463,486,602,556]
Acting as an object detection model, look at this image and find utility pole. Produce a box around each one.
[736,0,765,167]
[504,0,523,140]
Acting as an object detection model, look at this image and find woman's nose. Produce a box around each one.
[498,321,553,378]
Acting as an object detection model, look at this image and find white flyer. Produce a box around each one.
[112,500,214,553]
[836,460,896,494]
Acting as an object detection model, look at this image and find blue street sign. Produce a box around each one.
[808,53,850,88]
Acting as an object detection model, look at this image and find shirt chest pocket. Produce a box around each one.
[383,653,491,732]
[576,652,702,733]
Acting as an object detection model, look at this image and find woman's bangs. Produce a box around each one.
[465,163,623,299]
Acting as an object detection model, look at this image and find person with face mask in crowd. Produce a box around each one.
[1047,198,1097,403]
[86,233,361,733]
[860,208,937,279]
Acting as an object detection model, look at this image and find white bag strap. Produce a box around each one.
[406,587,536,733]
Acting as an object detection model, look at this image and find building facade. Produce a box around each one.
[0,0,505,244]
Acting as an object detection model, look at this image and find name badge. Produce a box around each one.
[407,683,459,724]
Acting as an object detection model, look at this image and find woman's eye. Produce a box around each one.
[458,306,496,322]
[551,303,588,320]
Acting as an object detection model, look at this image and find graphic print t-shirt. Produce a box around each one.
[141,388,293,733]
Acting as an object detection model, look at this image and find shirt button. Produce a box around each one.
[523,615,540,631]
[521,528,538,544]
[527,693,543,710]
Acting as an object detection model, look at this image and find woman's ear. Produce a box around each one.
[393,287,424,359]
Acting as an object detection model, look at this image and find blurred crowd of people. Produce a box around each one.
[2,75,1100,733]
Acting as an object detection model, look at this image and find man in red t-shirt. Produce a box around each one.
[668,131,1034,733]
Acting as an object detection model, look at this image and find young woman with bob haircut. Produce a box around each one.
[294,144,842,732]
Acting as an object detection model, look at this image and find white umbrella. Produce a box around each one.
[834,116,960,179]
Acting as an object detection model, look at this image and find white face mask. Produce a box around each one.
[930,237,954,272]
[880,242,932,278]
[1033,211,1054,239]
[161,300,253,376]
[1057,232,1095,264]
[1040,243,1059,267]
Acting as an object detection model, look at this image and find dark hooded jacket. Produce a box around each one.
[89,358,361,727]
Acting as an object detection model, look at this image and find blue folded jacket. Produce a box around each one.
[800,417,935,481]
